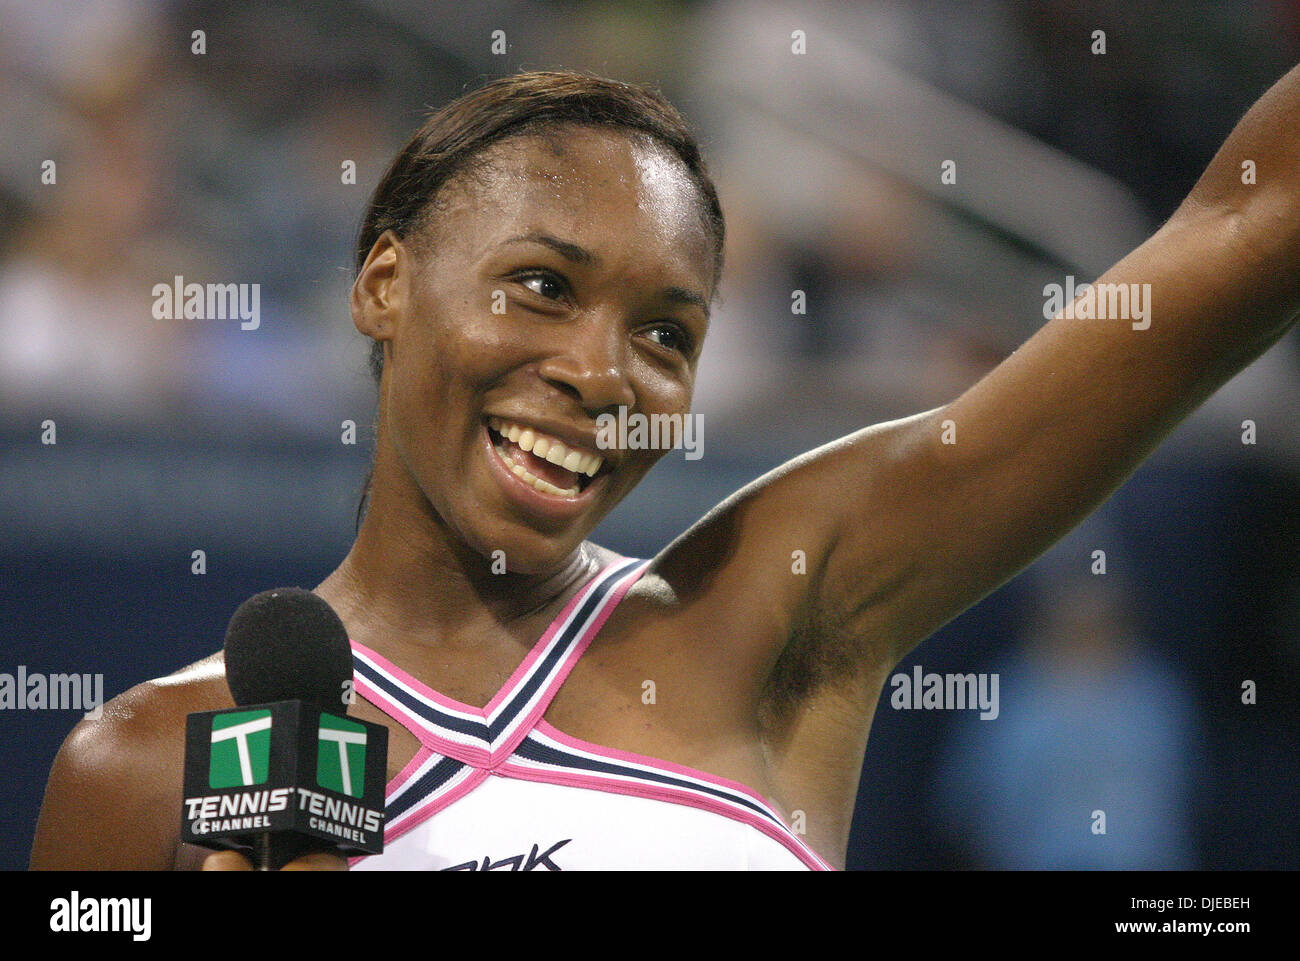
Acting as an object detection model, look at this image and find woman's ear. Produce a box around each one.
[350,230,410,343]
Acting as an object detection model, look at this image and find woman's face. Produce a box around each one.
[358,125,716,574]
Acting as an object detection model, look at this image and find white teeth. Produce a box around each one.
[488,416,606,484]
[503,455,580,497]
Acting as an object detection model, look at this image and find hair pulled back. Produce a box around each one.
[355,69,726,384]
[351,70,725,528]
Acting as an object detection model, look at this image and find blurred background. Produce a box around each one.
[2,0,1297,870]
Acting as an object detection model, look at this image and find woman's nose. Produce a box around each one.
[535,312,636,411]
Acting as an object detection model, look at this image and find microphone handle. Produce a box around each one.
[252,832,332,871]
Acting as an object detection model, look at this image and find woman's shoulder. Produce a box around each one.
[29,652,234,869]
[98,651,235,735]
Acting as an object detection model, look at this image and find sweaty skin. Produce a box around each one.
[31,66,1300,870]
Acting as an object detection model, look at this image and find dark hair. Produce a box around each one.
[352,69,726,529]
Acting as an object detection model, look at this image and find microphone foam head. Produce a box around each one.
[223,587,354,711]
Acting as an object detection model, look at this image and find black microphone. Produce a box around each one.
[181,588,388,870]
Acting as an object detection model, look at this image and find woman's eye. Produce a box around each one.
[519,272,565,300]
[647,325,690,355]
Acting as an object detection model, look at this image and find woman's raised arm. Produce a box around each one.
[656,62,1300,680]
[812,60,1300,665]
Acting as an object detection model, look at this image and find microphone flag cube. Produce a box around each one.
[181,700,387,857]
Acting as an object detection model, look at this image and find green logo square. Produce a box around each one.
[209,709,273,788]
[317,713,367,798]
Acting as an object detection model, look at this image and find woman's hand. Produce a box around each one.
[201,850,348,871]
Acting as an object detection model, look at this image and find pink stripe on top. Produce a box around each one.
[525,720,834,870]
[352,558,640,723]
[345,554,836,869]
[348,559,647,767]
[490,560,650,762]
[479,560,641,720]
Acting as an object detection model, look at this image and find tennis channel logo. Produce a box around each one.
[316,713,368,798]
[206,709,368,796]
[208,709,272,789]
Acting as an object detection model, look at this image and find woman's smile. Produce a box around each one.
[480,415,612,522]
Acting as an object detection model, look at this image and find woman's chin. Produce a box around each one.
[457,521,590,578]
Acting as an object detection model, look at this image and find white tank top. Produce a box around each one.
[348,558,832,871]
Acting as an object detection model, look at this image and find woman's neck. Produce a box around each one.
[315,451,600,649]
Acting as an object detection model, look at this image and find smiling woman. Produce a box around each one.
[28,65,1300,871]
[345,103,720,572]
